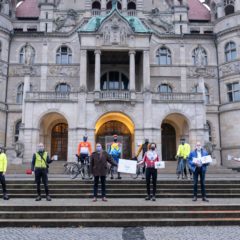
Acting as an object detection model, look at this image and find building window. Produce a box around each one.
[156,47,172,65]
[92,1,101,9]
[225,41,237,62]
[227,82,240,102]
[224,0,235,15]
[16,83,33,104]
[193,84,210,104]
[206,121,212,142]
[158,84,172,93]
[56,46,72,64]
[127,1,136,10]
[192,47,208,66]
[55,83,71,93]
[101,72,129,90]
[106,1,122,10]
[14,120,22,142]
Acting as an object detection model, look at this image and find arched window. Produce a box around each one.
[14,120,22,142]
[158,84,172,93]
[106,1,122,10]
[55,83,71,93]
[19,45,35,64]
[16,83,33,104]
[156,47,172,65]
[192,84,210,104]
[224,0,235,15]
[92,1,101,9]
[206,121,212,142]
[192,47,208,66]
[56,46,72,64]
[101,71,129,90]
[127,1,136,10]
[225,41,237,62]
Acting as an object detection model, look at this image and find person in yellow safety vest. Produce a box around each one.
[31,143,53,201]
[0,146,9,200]
[135,139,150,179]
[176,138,191,179]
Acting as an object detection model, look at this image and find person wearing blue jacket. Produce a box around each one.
[188,141,209,202]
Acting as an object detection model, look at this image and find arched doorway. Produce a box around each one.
[161,123,176,161]
[39,112,68,161]
[95,112,134,159]
[51,123,68,161]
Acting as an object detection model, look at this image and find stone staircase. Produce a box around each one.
[0,179,240,227]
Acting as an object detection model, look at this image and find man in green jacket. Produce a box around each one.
[31,143,52,201]
[0,146,9,200]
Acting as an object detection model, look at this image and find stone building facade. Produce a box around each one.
[0,0,239,168]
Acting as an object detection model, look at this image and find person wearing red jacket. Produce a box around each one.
[138,142,160,201]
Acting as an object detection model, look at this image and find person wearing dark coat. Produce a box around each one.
[90,143,117,202]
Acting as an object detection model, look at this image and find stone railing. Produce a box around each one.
[92,9,101,16]
[98,91,131,101]
[152,92,204,102]
[127,10,137,16]
[25,92,78,102]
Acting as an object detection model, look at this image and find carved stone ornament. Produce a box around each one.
[48,66,80,77]
[100,15,130,46]
[187,67,217,78]
[219,61,240,78]
[0,62,7,76]
[147,15,174,34]
[54,9,78,32]
[9,65,40,77]
[24,43,35,66]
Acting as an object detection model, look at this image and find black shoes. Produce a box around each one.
[192,196,197,201]
[202,197,209,202]
[46,195,52,201]
[145,195,151,201]
[3,194,9,200]
[152,196,156,201]
[35,195,41,201]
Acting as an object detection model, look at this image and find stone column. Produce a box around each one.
[122,0,127,10]
[22,68,31,124]
[129,50,136,91]
[94,50,101,92]
[216,2,224,18]
[180,43,187,92]
[235,0,240,11]
[80,49,87,91]
[101,0,106,10]
[143,50,150,91]
[40,41,48,91]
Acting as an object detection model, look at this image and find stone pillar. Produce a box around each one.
[80,49,87,90]
[143,50,150,91]
[101,0,106,10]
[216,2,224,18]
[235,0,240,11]
[41,41,48,91]
[129,50,136,91]
[122,0,127,10]
[180,43,187,92]
[94,50,101,91]
[22,70,31,124]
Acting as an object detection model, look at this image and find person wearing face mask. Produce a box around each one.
[176,138,191,179]
[135,139,150,179]
[90,143,117,202]
[31,143,53,201]
[188,141,209,202]
[138,143,160,201]
[0,146,10,200]
[109,135,122,179]
[77,135,92,165]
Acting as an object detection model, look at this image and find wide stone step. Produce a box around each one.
[0,218,240,227]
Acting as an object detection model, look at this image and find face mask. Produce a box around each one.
[181,141,185,145]
[83,137,87,142]
[196,146,201,151]
[151,147,155,151]
[114,139,117,142]
[96,146,102,152]
[38,147,44,152]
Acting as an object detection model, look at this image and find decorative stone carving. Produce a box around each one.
[147,15,174,34]
[54,9,78,32]
[14,141,24,158]
[187,67,217,78]
[48,66,80,77]
[100,14,130,46]
[97,102,133,115]
[194,45,206,67]
[0,62,7,76]
[24,43,35,66]
[219,61,240,78]
[9,65,40,77]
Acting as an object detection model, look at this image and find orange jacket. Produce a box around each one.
[77,142,92,156]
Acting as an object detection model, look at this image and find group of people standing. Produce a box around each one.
[0,136,210,203]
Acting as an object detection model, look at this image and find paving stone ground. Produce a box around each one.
[0,227,240,240]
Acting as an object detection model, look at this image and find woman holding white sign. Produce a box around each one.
[138,143,160,201]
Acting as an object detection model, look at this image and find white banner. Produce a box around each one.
[117,159,137,174]
[155,161,165,169]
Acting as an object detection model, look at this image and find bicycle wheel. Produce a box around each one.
[63,162,75,175]
[69,163,80,179]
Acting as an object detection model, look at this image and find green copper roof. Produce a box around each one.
[78,8,151,34]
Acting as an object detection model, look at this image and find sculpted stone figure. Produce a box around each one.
[24,43,34,65]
